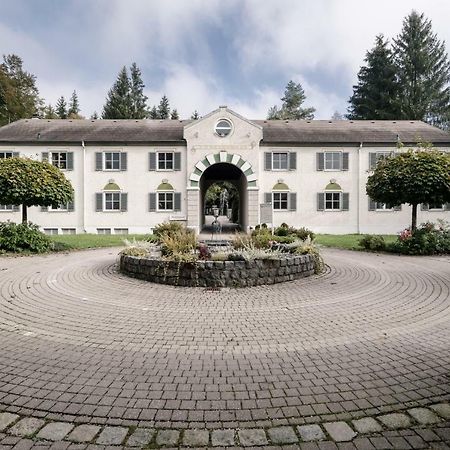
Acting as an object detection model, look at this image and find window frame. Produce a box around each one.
[51,151,68,170]
[375,202,394,211]
[324,191,342,211]
[0,204,14,211]
[272,191,289,211]
[97,228,112,235]
[271,152,289,171]
[0,151,13,159]
[157,152,174,171]
[49,203,69,212]
[428,203,445,211]
[324,152,342,171]
[103,191,121,211]
[157,191,175,212]
[61,228,76,235]
[103,152,121,171]
[43,228,59,235]
[215,119,233,137]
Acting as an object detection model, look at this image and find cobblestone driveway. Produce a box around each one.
[0,248,449,448]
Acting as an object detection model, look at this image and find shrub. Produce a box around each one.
[211,251,230,261]
[274,226,289,236]
[293,227,315,241]
[0,221,52,253]
[153,221,184,239]
[358,235,386,251]
[197,243,211,260]
[160,228,197,257]
[121,238,155,257]
[229,242,283,261]
[233,233,254,249]
[294,237,324,274]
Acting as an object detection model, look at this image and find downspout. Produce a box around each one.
[81,140,86,233]
[357,142,362,234]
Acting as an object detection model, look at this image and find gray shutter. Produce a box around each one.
[393,204,402,211]
[174,193,181,211]
[264,152,272,170]
[68,199,75,211]
[41,206,48,212]
[264,192,272,204]
[12,152,19,158]
[149,193,157,211]
[12,205,20,212]
[120,152,127,171]
[174,152,181,171]
[317,193,325,211]
[42,152,49,162]
[120,193,128,211]
[368,198,376,211]
[316,153,324,171]
[149,152,156,171]
[342,193,349,211]
[95,193,103,211]
[95,152,103,171]
[289,192,297,211]
[445,203,450,211]
[421,203,429,211]
[66,152,74,170]
[289,152,297,170]
[342,152,349,171]
[369,152,377,170]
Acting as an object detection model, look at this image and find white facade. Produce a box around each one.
[0,107,449,235]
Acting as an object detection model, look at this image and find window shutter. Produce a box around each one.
[368,198,376,211]
[66,152,74,170]
[445,203,450,211]
[289,192,297,211]
[95,152,103,171]
[421,203,429,211]
[149,152,156,171]
[342,193,349,211]
[149,193,157,211]
[317,193,325,211]
[174,152,181,171]
[264,152,272,170]
[12,152,19,158]
[369,152,377,170]
[12,205,20,212]
[264,192,272,204]
[174,193,182,211]
[68,199,75,212]
[95,193,103,211]
[316,153,324,171]
[42,152,49,162]
[289,152,297,170]
[41,206,48,212]
[342,152,349,171]
[120,193,128,211]
[120,153,127,171]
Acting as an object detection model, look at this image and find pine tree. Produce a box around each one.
[347,35,400,120]
[170,109,179,120]
[0,54,43,125]
[43,104,58,119]
[102,66,132,119]
[190,110,200,120]
[267,81,315,120]
[157,95,170,119]
[393,11,450,126]
[67,90,80,117]
[130,62,148,119]
[56,96,67,119]
[149,105,158,119]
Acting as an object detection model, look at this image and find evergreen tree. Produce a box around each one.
[102,66,132,119]
[157,95,170,119]
[43,104,58,119]
[67,90,80,117]
[267,81,315,120]
[56,96,67,119]
[149,105,158,119]
[0,54,42,125]
[170,109,179,120]
[347,35,400,120]
[393,11,450,126]
[90,111,99,120]
[130,62,148,119]
[331,111,344,120]
[190,110,200,120]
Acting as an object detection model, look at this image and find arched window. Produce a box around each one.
[95,181,127,212]
[149,182,182,212]
[317,181,348,211]
[264,182,296,211]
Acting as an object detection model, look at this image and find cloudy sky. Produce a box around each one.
[1,0,449,119]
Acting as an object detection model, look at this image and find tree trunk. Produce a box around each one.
[411,203,417,232]
[22,204,27,224]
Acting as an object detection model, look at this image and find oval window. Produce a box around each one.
[215,119,232,137]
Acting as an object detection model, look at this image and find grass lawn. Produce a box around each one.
[50,234,147,250]
[315,234,397,250]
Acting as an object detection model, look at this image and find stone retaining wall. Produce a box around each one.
[120,254,315,287]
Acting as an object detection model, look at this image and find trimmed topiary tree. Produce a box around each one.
[366,146,450,231]
[0,157,74,223]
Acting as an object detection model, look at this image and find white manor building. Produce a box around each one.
[0,106,449,235]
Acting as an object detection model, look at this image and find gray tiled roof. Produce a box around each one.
[0,118,449,145]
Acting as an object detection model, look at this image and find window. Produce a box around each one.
[104,192,121,210]
[61,228,76,235]
[104,152,121,170]
[325,192,341,210]
[158,192,174,211]
[51,152,67,169]
[376,202,392,210]
[0,152,13,159]
[97,228,111,235]
[325,152,341,170]
[369,152,393,170]
[49,203,69,211]
[43,228,58,235]
[273,192,288,210]
[429,203,444,210]
[272,153,289,170]
[158,152,174,170]
[0,204,14,211]
[215,119,232,137]
[114,228,129,235]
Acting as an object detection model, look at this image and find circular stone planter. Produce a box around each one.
[119,254,315,288]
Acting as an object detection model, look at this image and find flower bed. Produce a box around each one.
[120,253,315,288]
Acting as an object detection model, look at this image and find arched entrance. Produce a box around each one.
[200,163,247,232]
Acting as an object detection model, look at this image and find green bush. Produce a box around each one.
[0,221,52,253]
[274,226,289,236]
[153,222,184,239]
[293,227,315,241]
[160,228,197,258]
[358,235,386,251]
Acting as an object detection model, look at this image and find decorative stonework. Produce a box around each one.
[120,254,314,287]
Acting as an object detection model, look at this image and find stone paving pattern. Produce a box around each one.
[0,248,449,448]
